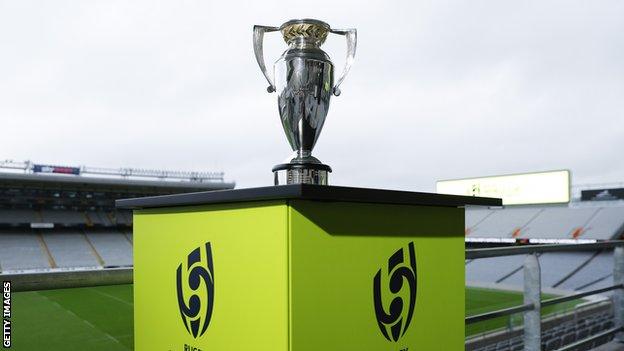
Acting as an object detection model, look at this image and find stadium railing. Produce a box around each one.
[466,240,624,351]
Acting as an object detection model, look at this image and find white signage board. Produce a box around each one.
[436,170,570,205]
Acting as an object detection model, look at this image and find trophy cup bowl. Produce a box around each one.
[253,19,357,185]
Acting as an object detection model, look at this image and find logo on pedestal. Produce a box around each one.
[176,242,214,338]
[373,242,417,342]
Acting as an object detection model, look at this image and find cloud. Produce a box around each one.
[1,0,622,190]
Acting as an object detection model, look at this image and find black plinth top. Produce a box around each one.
[116,184,501,210]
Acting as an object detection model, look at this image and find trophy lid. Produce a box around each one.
[279,18,330,46]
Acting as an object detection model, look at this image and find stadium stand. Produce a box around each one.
[467,207,542,238]
[0,161,234,273]
[41,229,101,268]
[466,195,624,350]
[40,209,86,225]
[465,208,494,234]
[466,205,624,242]
[84,229,133,267]
[115,210,133,226]
[466,255,527,284]
[582,207,624,240]
[471,310,615,351]
[123,228,133,243]
[498,252,596,288]
[86,210,113,226]
[522,207,600,239]
[558,252,614,292]
[0,209,38,224]
[466,201,624,292]
[0,229,50,272]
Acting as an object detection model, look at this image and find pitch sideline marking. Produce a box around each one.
[36,291,124,346]
[90,289,132,307]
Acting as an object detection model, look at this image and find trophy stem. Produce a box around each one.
[297,150,311,158]
[272,162,331,185]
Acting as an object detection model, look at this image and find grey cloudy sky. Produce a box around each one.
[1,1,623,191]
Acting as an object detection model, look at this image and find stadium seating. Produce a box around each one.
[471,311,615,351]
[122,228,133,243]
[497,252,596,288]
[467,251,616,292]
[0,209,38,224]
[465,208,494,233]
[466,255,527,284]
[558,251,614,292]
[467,207,542,238]
[41,230,101,268]
[582,207,624,239]
[466,203,624,293]
[84,229,132,267]
[114,210,133,226]
[0,229,50,272]
[465,205,624,240]
[0,166,223,275]
[521,207,600,239]
[0,228,134,273]
[465,204,621,350]
[86,211,113,226]
[40,210,86,225]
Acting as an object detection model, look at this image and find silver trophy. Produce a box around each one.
[253,19,356,185]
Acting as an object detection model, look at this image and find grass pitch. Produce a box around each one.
[466,287,580,336]
[10,285,581,349]
[12,284,133,351]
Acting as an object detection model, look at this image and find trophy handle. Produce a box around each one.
[329,28,357,96]
[253,25,279,93]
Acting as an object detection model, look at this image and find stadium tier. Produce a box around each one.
[464,194,624,350]
[466,202,624,292]
[85,229,133,267]
[466,206,624,240]
[470,309,615,351]
[0,229,50,271]
[0,163,233,273]
[466,252,614,291]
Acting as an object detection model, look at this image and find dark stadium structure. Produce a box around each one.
[0,161,234,273]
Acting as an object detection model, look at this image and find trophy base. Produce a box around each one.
[272,163,332,185]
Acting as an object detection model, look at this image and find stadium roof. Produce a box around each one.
[0,172,235,192]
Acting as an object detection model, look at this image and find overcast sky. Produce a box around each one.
[1,1,622,191]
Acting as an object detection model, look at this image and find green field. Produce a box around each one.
[12,285,134,351]
[466,287,581,336]
[9,285,581,350]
